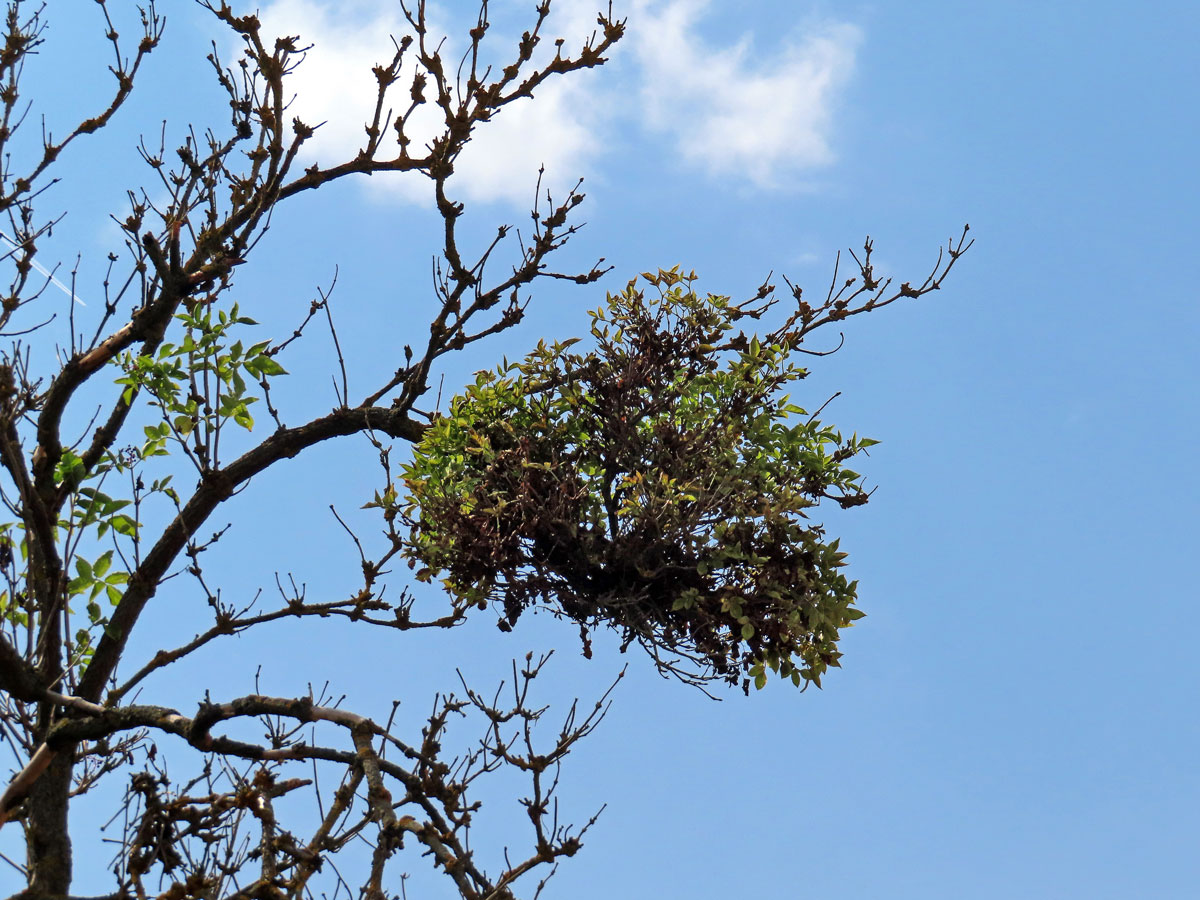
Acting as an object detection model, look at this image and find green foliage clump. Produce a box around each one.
[401,270,879,690]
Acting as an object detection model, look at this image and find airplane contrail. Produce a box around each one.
[0,231,86,306]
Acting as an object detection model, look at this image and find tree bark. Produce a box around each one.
[23,752,73,895]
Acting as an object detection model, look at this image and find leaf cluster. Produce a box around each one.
[402,270,877,690]
[115,302,286,466]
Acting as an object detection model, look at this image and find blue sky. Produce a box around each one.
[1,1,1197,897]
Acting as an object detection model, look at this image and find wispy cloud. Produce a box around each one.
[631,0,861,187]
[249,0,859,204]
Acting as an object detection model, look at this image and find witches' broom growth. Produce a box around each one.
[403,269,878,691]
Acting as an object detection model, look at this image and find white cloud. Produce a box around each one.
[630,0,860,186]
[248,0,859,204]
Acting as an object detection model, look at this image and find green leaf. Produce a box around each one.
[54,450,85,486]
[255,356,287,376]
[111,515,138,538]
